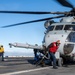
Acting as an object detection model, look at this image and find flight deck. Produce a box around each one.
[0,57,75,75]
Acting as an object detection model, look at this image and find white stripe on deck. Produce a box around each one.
[0,66,7,68]
[1,67,50,75]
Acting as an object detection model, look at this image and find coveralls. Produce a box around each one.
[0,46,4,61]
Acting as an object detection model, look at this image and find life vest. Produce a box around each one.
[49,42,58,53]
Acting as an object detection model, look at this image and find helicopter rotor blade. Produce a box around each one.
[1,15,64,28]
[56,0,74,8]
[0,10,52,14]
[0,10,71,15]
[0,10,65,15]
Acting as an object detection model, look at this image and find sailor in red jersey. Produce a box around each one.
[48,40,61,69]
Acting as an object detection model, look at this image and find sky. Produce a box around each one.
[0,0,75,56]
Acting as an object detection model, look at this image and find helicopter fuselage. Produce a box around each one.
[44,17,75,57]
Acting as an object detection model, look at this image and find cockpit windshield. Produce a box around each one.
[47,25,63,32]
[47,26,54,32]
[47,25,75,32]
[55,25,63,30]
[64,25,75,31]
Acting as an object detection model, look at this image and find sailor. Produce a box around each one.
[0,45,4,61]
[33,49,38,61]
[48,40,61,69]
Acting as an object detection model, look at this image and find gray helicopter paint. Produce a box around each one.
[44,17,75,55]
[51,17,75,26]
[45,30,71,54]
[61,17,75,22]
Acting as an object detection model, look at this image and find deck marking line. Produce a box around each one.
[1,67,50,75]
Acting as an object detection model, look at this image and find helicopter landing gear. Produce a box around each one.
[57,57,63,67]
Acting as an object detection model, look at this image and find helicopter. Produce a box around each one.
[0,0,75,66]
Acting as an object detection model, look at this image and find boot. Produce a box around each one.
[53,66,58,69]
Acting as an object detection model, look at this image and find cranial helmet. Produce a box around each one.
[56,40,61,44]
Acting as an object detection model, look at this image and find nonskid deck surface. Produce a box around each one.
[0,57,75,75]
[0,57,37,74]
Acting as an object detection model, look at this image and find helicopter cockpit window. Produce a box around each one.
[47,26,54,32]
[64,25,75,31]
[55,25,63,30]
